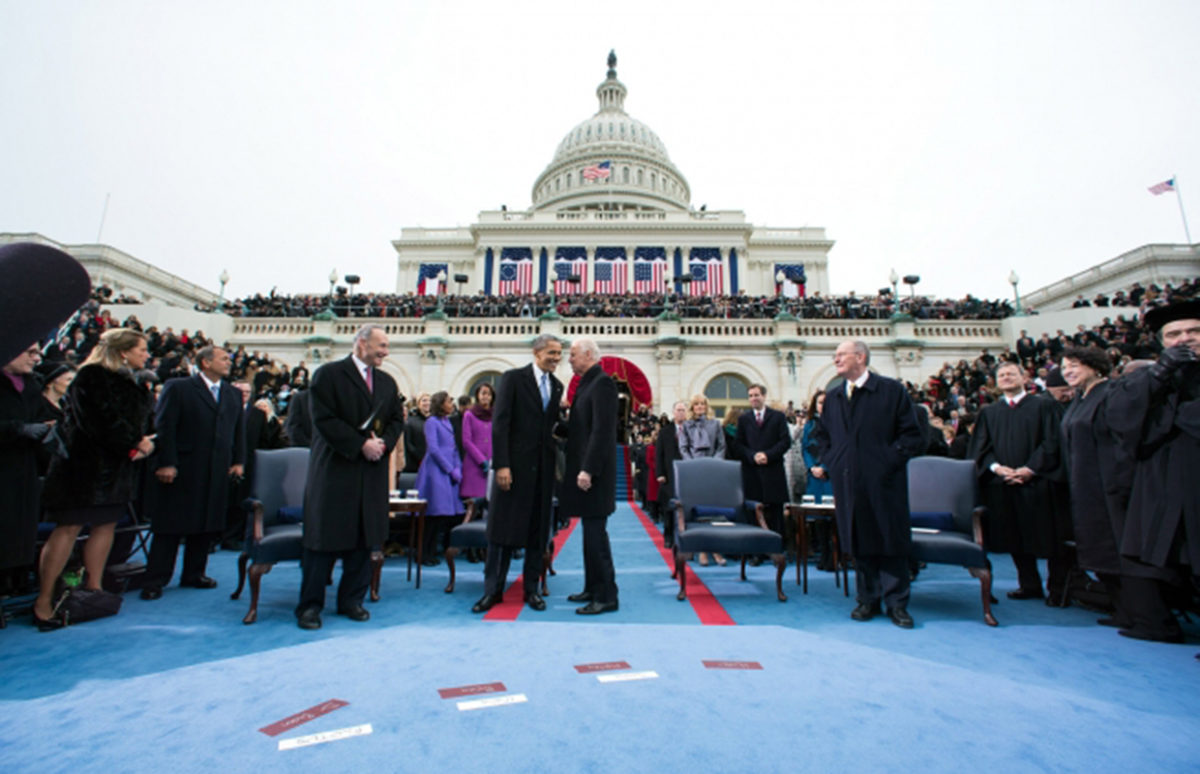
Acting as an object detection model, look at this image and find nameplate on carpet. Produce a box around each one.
[574,661,631,673]
[596,670,658,683]
[457,693,528,711]
[259,699,349,737]
[277,723,372,750]
[703,660,763,670]
[438,682,507,699]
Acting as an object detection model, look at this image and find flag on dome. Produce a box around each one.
[582,161,611,181]
[1147,178,1175,195]
[417,263,448,295]
[497,255,533,295]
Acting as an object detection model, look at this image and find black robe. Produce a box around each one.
[488,364,562,547]
[970,394,1067,556]
[0,371,50,569]
[559,364,618,519]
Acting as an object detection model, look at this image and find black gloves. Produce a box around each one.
[18,422,53,441]
[1150,344,1198,382]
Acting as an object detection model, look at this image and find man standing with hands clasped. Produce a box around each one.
[472,334,564,613]
[296,325,404,630]
[562,338,619,615]
[736,383,791,542]
[815,340,924,628]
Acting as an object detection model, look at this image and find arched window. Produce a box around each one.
[637,169,644,185]
[622,167,630,183]
[467,371,502,399]
[704,373,750,419]
[567,173,573,188]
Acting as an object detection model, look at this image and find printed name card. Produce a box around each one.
[703,660,763,670]
[259,699,349,737]
[574,661,632,673]
[278,723,372,750]
[438,682,506,699]
[596,671,658,683]
[457,694,528,711]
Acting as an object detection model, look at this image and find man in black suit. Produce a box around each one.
[296,325,405,630]
[815,340,924,628]
[653,400,688,547]
[472,334,564,613]
[284,387,312,447]
[735,383,791,538]
[142,345,246,599]
[562,338,620,615]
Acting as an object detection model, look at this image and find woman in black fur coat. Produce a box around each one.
[33,329,155,630]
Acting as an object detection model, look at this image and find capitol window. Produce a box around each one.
[704,374,751,419]
[637,169,644,185]
[622,167,629,183]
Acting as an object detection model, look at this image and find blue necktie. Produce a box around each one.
[211,383,220,403]
[540,372,550,410]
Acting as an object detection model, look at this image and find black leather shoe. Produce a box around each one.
[1006,588,1044,600]
[575,600,618,615]
[524,593,546,611]
[32,610,65,632]
[140,586,163,600]
[338,605,370,622]
[472,593,503,613]
[1044,595,1069,608]
[297,608,322,630]
[888,607,914,629]
[850,601,881,621]
[181,576,218,589]
[566,591,592,603]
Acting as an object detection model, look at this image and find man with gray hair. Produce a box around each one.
[296,324,405,630]
[815,339,924,628]
[473,333,564,613]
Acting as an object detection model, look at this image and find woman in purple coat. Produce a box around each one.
[416,391,464,564]
[460,383,494,500]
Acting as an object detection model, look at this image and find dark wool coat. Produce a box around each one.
[559,364,618,519]
[814,373,924,556]
[735,407,792,504]
[284,388,312,447]
[302,357,404,552]
[42,365,152,513]
[969,394,1066,556]
[0,371,50,569]
[653,421,683,507]
[488,364,563,547]
[1106,362,1200,568]
[145,374,246,535]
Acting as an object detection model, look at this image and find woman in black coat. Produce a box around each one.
[33,329,155,630]
[1,343,55,585]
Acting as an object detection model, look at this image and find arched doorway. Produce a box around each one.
[566,356,653,444]
[704,373,750,419]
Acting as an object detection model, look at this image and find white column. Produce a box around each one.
[586,245,596,293]
[625,244,636,292]
[719,246,730,296]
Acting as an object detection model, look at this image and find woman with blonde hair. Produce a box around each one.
[33,328,155,630]
[679,393,727,566]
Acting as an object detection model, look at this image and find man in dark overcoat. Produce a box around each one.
[296,325,404,629]
[815,340,924,628]
[143,345,245,598]
[472,333,563,614]
[969,360,1068,602]
[653,401,687,548]
[561,338,619,615]
[735,383,792,536]
[1106,299,1200,642]
[284,387,312,447]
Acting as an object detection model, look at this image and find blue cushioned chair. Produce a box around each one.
[230,447,309,624]
[907,455,998,626]
[672,458,787,603]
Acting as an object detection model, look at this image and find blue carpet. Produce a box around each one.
[2,502,1198,773]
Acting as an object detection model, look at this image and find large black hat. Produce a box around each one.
[0,242,91,364]
[1143,298,1200,333]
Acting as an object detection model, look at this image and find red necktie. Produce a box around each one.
[756,411,763,426]
[365,367,374,393]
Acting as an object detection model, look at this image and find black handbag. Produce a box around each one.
[56,587,123,625]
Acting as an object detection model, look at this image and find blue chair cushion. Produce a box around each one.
[911,532,987,568]
[677,524,782,555]
[691,506,739,523]
[910,511,954,530]
[449,520,488,549]
[250,524,304,564]
[276,506,303,524]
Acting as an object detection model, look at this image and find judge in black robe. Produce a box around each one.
[969,362,1069,601]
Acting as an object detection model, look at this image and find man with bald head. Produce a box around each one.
[815,340,924,628]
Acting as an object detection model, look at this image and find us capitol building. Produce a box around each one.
[6,53,1196,419]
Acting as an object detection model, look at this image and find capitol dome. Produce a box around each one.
[531,52,691,213]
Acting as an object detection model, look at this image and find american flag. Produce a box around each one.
[582,160,611,181]
[633,259,667,294]
[688,259,724,297]
[554,260,587,295]
[417,263,447,295]
[497,257,533,295]
[593,259,627,294]
[1148,178,1175,196]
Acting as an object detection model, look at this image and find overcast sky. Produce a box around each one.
[2,1,1197,303]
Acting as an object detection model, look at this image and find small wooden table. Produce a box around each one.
[784,502,849,596]
[370,497,427,601]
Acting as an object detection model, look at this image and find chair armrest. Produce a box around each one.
[752,502,769,530]
[675,501,687,535]
[249,500,266,543]
[971,506,987,546]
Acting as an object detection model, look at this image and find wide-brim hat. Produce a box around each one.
[34,360,74,384]
[1143,298,1200,333]
[0,242,91,364]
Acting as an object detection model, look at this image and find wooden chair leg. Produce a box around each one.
[740,556,748,581]
[243,562,273,625]
[444,547,458,593]
[675,546,689,600]
[370,555,383,602]
[970,565,999,626]
[773,554,788,602]
[230,551,250,600]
